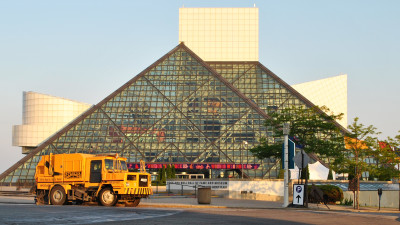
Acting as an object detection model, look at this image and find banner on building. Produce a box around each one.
[128,163,260,170]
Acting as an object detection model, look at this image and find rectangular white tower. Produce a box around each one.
[179,7,259,61]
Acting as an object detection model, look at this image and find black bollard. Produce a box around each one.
[378,188,382,211]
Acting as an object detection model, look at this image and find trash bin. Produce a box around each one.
[197,187,211,204]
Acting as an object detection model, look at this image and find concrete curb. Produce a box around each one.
[140,202,398,212]
[0,201,35,205]
[307,204,399,214]
[139,203,228,209]
[140,202,400,215]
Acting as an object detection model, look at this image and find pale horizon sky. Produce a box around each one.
[1,0,399,173]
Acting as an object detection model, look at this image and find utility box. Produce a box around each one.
[197,187,211,204]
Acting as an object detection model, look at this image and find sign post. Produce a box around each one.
[282,123,290,208]
[294,150,310,208]
[294,150,309,170]
[282,140,295,170]
[293,184,305,206]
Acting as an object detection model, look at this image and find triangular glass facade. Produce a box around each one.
[1,44,346,187]
[208,62,346,165]
[208,62,310,114]
[1,44,278,186]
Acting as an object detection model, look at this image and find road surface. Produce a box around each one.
[0,203,398,225]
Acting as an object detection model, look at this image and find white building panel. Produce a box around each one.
[179,7,259,61]
[292,74,348,128]
[13,92,92,151]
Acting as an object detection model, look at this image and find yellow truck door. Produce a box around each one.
[89,160,102,183]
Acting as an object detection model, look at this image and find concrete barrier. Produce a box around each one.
[166,179,400,208]
[167,179,284,200]
[343,190,399,208]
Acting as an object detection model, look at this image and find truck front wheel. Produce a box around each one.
[99,188,117,206]
[36,190,48,205]
[126,198,141,207]
[50,186,66,205]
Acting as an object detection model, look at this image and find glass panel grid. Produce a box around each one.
[1,47,341,185]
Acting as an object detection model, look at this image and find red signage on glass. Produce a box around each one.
[127,163,260,170]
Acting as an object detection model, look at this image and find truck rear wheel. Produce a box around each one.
[99,188,117,206]
[50,186,66,205]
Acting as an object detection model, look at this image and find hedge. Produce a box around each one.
[307,184,343,204]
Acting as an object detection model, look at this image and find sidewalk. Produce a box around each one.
[307,202,400,214]
[142,194,399,212]
[0,195,35,204]
[141,194,283,208]
[0,193,398,216]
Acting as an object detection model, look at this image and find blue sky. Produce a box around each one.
[1,0,399,173]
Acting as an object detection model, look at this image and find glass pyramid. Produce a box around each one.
[208,62,325,115]
[208,62,346,165]
[0,43,346,187]
[0,44,276,186]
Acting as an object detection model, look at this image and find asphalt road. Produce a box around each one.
[0,203,398,225]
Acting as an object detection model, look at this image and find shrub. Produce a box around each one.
[340,198,353,206]
[327,169,333,180]
[151,180,166,186]
[307,184,343,204]
[278,169,284,179]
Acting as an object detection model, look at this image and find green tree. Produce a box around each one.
[347,164,355,180]
[368,171,376,181]
[157,165,167,185]
[342,117,380,210]
[250,105,346,170]
[166,164,172,179]
[156,167,162,184]
[171,164,176,179]
[373,131,400,181]
[327,169,333,180]
[161,165,166,184]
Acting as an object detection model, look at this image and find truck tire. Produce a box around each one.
[131,198,141,207]
[36,189,48,205]
[50,186,67,205]
[99,187,117,206]
[126,198,141,207]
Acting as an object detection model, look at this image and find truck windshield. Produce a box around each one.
[105,159,114,170]
[105,159,127,171]
[118,161,128,171]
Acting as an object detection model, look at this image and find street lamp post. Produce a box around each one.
[282,123,290,208]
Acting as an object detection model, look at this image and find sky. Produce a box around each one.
[0,0,399,173]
